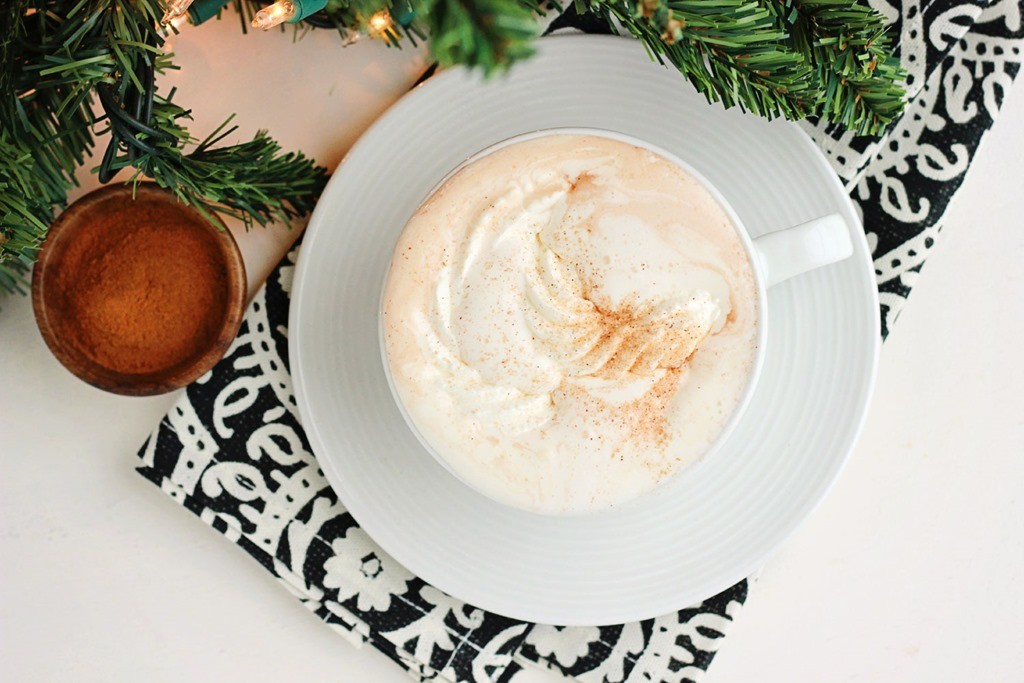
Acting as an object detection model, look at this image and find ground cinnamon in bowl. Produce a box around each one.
[33,184,246,395]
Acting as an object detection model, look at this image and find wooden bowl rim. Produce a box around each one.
[32,183,248,396]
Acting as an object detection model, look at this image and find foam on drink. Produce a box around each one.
[382,134,759,514]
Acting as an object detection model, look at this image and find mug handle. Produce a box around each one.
[751,214,854,288]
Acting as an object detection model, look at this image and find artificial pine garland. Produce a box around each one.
[0,0,904,294]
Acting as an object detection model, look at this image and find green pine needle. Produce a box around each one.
[1,0,905,296]
[415,0,540,74]
[1,0,327,294]
[588,0,905,134]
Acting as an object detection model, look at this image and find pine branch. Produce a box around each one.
[590,0,820,120]
[414,0,541,74]
[1,0,327,294]
[774,0,905,134]
[590,0,904,134]
[115,102,329,228]
[2,0,905,297]
[298,0,904,131]
[1,1,97,292]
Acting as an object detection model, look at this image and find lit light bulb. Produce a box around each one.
[161,0,195,24]
[251,0,296,30]
[367,10,393,38]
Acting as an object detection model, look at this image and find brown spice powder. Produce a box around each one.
[51,196,229,375]
[560,368,684,453]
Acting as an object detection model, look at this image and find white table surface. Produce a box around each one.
[2,17,1022,682]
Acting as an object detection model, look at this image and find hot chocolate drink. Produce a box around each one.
[382,134,759,514]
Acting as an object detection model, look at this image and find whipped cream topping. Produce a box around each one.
[382,134,758,514]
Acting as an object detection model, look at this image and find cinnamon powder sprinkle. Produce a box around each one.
[51,196,229,375]
[560,368,684,453]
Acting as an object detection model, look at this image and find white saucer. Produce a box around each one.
[291,34,880,626]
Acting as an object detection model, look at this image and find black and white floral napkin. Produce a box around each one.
[137,3,1023,681]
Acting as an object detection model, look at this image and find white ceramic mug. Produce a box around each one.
[380,127,854,510]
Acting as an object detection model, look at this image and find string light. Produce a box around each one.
[251,0,294,29]
[161,0,195,24]
[163,0,377,41]
[367,10,394,39]
[162,0,380,39]
[251,0,327,30]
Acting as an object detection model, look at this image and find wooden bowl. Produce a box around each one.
[32,184,247,396]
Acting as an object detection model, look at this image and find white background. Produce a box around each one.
[2,17,1022,682]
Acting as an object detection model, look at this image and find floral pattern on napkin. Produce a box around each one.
[138,248,745,682]
[138,1,1023,680]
